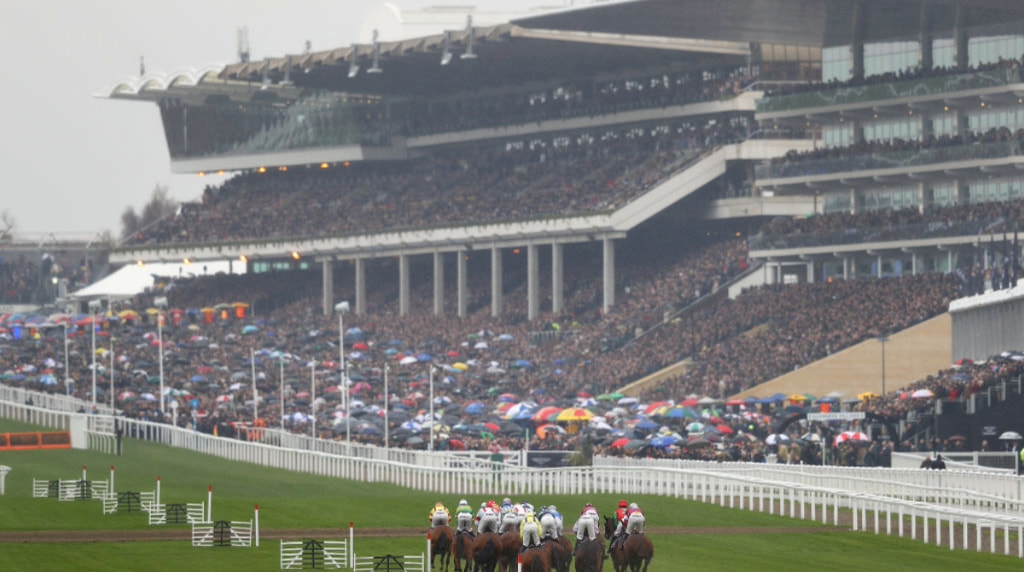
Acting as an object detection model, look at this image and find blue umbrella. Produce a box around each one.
[651,435,679,448]
[635,419,659,430]
[385,348,398,356]
[388,339,404,347]
[39,374,57,386]
[417,353,432,362]
[242,325,260,335]
[497,334,515,341]
[514,359,531,368]
[346,327,363,335]
[464,402,485,415]
[190,375,207,383]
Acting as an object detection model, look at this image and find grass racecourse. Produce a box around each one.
[0,418,1021,571]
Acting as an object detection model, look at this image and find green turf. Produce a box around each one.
[1,431,1022,571]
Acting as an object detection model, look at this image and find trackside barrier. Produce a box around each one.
[352,554,425,572]
[192,505,259,548]
[149,502,206,525]
[7,401,1024,559]
[281,540,350,569]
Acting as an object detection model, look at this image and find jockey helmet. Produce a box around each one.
[585,503,594,509]
[459,499,469,505]
[629,503,639,509]
[503,497,512,505]
[436,501,445,507]
[548,505,557,512]
[618,500,628,508]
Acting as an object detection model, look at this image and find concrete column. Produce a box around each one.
[602,237,616,314]
[877,255,883,278]
[947,249,953,273]
[322,259,334,317]
[399,254,410,317]
[912,253,919,275]
[457,250,467,318]
[843,257,849,280]
[354,258,366,315]
[953,2,968,69]
[953,179,967,204]
[433,251,444,316]
[806,261,814,284]
[850,1,866,80]
[527,244,539,321]
[551,242,564,315]
[918,1,934,71]
[491,247,503,317]
[849,188,858,214]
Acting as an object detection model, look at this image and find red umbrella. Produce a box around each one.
[577,391,593,398]
[716,424,734,435]
[610,438,630,448]
[483,422,500,432]
[708,416,724,425]
[448,438,466,450]
[644,401,671,415]
[533,406,562,422]
[446,350,461,357]
[680,398,699,407]
[352,342,370,351]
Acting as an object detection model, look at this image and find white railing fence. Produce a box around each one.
[0,386,115,416]
[4,399,1024,558]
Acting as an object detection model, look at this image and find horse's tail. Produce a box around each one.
[474,536,496,564]
[530,553,547,572]
[438,530,451,556]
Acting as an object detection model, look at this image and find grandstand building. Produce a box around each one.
[104,0,1024,318]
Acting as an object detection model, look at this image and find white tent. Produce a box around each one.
[68,265,155,300]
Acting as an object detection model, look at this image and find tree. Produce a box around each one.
[0,210,13,241]
[120,184,178,240]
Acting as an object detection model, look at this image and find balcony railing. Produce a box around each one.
[757,67,1024,114]
[755,139,1022,181]
[747,218,1008,251]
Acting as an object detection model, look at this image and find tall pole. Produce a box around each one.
[384,363,390,450]
[280,359,285,432]
[155,296,167,416]
[110,335,115,411]
[63,323,70,397]
[310,361,317,440]
[251,348,258,422]
[334,301,350,447]
[429,365,435,452]
[878,335,889,396]
[89,300,100,408]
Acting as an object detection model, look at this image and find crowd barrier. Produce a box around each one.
[4,399,1024,558]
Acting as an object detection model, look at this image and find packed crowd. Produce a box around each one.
[128,118,752,246]
[0,250,99,305]
[763,53,1024,97]
[764,126,1024,179]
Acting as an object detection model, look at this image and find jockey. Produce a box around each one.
[499,501,520,533]
[429,501,450,529]
[625,503,645,535]
[614,500,629,525]
[455,499,475,535]
[519,509,541,550]
[574,503,600,545]
[548,504,564,537]
[477,501,499,534]
[610,502,640,553]
[538,505,563,539]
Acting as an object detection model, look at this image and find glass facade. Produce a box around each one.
[862,117,919,143]
[969,35,1024,68]
[966,177,1024,204]
[932,38,955,69]
[863,41,920,78]
[822,46,851,82]
[969,108,1024,133]
[860,186,920,212]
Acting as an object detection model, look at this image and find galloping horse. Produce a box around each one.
[573,537,605,572]
[452,531,475,572]
[496,528,521,572]
[472,531,501,572]
[431,524,454,572]
[519,545,550,572]
[539,537,571,572]
[620,532,653,572]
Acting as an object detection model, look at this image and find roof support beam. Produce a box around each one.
[511,26,750,56]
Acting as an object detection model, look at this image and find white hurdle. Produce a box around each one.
[191,505,260,548]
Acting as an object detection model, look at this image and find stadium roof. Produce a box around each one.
[102,0,1024,102]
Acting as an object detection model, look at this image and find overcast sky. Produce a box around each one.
[0,0,565,240]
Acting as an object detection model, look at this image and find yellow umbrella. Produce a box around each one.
[857,391,880,401]
[452,362,468,371]
[118,309,139,319]
[555,407,594,422]
[788,394,808,402]
[145,308,160,315]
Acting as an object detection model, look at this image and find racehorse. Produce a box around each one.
[452,530,475,572]
[519,545,550,572]
[472,531,501,572]
[603,516,627,572]
[431,524,454,572]
[620,531,653,572]
[539,537,571,572]
[573,537,604,572]
[496,528,521,572]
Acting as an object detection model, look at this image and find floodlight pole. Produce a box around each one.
[155,297,168,415]
[429,365,435,452]
[63,322,70,396]
[110,334,115,411]
[310,361,317,440]
[384,363,390,450]
[88,300,101,408]
[334,301,350,449]
[280,359,285,432]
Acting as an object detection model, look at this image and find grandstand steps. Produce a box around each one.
[730,313,952,401]
[609,139,814,231]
